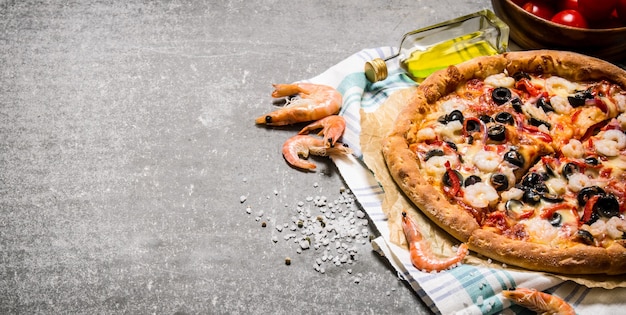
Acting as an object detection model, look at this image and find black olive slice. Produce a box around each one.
[492,87,512,105]
[443,170,463,188]
[541,193,564,203]
[424,149,445,161]
[523,189,542,205]
[594,194,620,218]
[562,162,579,179]
[534,183,549,194]
[479,114,494,124]
[505,199,526,218]
[536,97,554,113]
[490,173,509,191]
[504,150,525,168]
[586,211,600,225]
[577,186,606,206]
[584,157,600,166]
[529,117,552,130]
[505,199,524,211]
[445,141,458,151]
[513,71,531,81]
[576,229,595,245]
[568,89,593,107]
[464,119,481,133]
[447,110,464,123]
[487,124,506,142]
[495,112,514,125]
[511,98,523,113]
[549,212,562,227]
[544,163,556,177]
[464,175,482,187]
[521,172,542,188]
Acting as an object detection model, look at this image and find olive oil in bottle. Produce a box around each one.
[365,10,509,83]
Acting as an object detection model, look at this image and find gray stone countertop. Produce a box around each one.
[1,1,495,314]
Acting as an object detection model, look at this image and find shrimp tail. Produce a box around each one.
[502,288,576,315]
[271,83,304,98]
[401,211,468,272]
[298,115,346,148]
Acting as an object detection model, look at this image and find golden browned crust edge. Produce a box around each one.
[382,49,626,275]
[469,229,626,275]
[503,50,626,88]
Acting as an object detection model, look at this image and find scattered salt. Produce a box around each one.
[239,195,247,203]
[299,239,310,250]
[244,184,369,281]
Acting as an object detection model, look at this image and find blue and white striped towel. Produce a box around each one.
[304,47,626,315]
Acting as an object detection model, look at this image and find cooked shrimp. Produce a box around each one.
[545,76,581,97]
[595,129,626,157]
[255,83,342,126]
[561,139,584,158]
[463,181,500,209]
[473,149,501,172]
[550,95,574,115]
[401,211,469,272]
[502,288,576,315]
[567,173,591,193]
[298,115,346,148]
[484,73,515,88]
[282,135,351,171]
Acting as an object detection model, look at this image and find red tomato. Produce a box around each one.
[559,0,578,10]
[617,0,626,23]
[551,9,589,28]
[523,1,556,20]
[578,0,617,21]
[511,0,527,6]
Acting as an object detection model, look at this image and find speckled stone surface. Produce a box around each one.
[1,1,493,314]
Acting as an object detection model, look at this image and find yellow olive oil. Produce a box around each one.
[400,33,499,82]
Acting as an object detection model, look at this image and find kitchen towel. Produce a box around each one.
[301,47,626,315]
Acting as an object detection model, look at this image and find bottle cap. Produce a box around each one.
[364,58,388,83]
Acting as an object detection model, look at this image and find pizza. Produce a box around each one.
[382,50,626,275]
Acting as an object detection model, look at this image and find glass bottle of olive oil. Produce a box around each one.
[365,10,509,83]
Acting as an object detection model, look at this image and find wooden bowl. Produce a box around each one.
[491,0,626,62]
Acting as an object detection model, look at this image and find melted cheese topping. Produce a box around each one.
[410,71,626,249]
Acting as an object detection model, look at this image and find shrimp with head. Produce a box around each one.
[401,211,469,272]
[282,135,351,171]
[298,115,346,148]
[502,287,575,315]
[255,83,342,126]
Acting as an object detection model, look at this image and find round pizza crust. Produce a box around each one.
[382,50,626,275]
